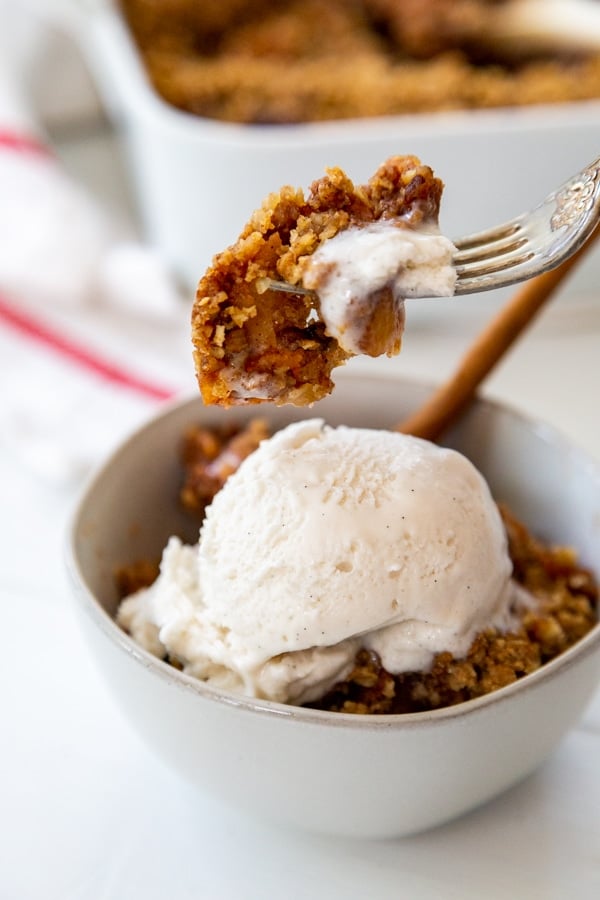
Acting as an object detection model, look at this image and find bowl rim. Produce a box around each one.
[66,376,600,731]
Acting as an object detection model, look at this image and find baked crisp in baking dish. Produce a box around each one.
[119,0,600,124]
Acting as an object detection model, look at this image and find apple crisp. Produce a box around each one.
[116,419,598,715]
[119,0,600,124]
[192,155,444,407]
[311,504,599,714]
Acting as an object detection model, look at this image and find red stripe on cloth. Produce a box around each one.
[0,130,53,158]
[0,293,177,402]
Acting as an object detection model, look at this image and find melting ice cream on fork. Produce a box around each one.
[192,155,456,407]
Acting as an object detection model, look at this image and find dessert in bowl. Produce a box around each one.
[67,373,600,838]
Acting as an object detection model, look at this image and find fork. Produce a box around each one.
[260,155,600,299]
[453,155,600,294]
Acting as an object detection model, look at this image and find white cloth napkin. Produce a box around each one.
[0,6,195,486]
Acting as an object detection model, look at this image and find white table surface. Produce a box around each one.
[2,119,600,899]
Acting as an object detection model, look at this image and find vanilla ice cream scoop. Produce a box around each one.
[118,420,515,705]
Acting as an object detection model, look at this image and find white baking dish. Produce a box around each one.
[80,2,600,298]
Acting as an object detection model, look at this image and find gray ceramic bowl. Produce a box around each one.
[67,374,600,838]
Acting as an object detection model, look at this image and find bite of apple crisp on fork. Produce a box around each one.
[192,155,455,406]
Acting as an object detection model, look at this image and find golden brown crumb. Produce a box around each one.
[179,418,269,515]
[192,156,443,407]
[119,0,600,124]
[115,558,160,598]
[363,0,499,59]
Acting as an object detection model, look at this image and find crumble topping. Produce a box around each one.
[119,0,600,124]
[192,156,444,407]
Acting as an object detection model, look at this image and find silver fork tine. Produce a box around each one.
[453,156,600,294]
[454,251,536,294]
[454,232,528,264]
[453,222,521,252]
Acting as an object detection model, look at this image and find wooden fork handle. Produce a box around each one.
[396,223,600,441]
